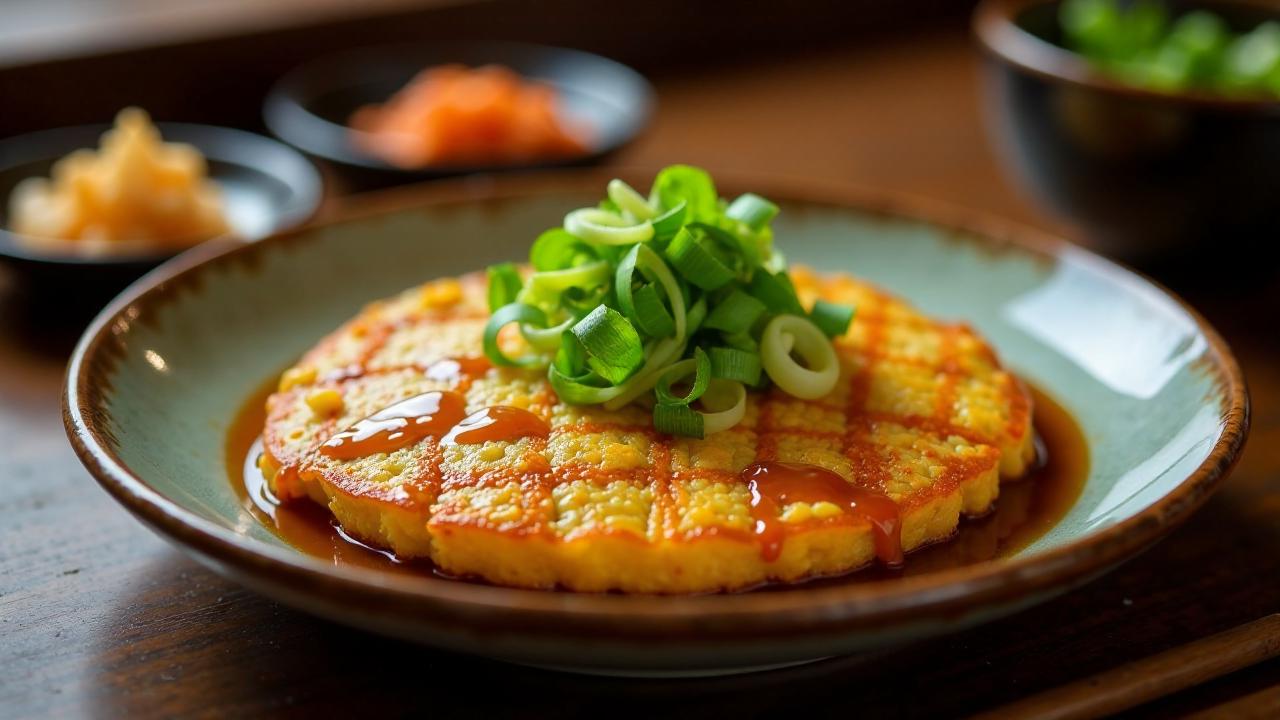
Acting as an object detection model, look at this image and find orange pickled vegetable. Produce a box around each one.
[350,64,589,168]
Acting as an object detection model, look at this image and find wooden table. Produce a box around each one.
[4,28,1279,719]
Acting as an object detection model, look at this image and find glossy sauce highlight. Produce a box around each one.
[443,406,551,446]
[229,381,1088,589]
[745,461,903,566]
[319,390,467,460]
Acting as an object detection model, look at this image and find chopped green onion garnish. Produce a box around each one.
[726,193,780,230]
[549,364,624,405]
[561,284,609,317]
[520,314,575,351]
[571,305,644,384]
[655,348,712,407]
[564,208,654,245]
[690,221,758,270]
[482,166,849,436]
[615,243,686,341]
[707,346,762,386]
[530,228,597,272]
[651,165,719,222]
[686,296,708,337]
[630,284,676,338]
[760,314,840,399]
[809,300,856,338]
[600,336,687,411]
[651,201,688,242]
[486,263,523,312]
[704,289,767,334]
[607,179,657,221]
[720,331,758,353]
[484,303,550,367]
[524,261,611,304]
[665,227,735,290]
[698,379,747,435]
[1059,0,1280,98]
[653,403,704,438]
[748,269,806,315]
[554,330,586,375]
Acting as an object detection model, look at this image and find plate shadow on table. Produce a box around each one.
[81,481,1280,719]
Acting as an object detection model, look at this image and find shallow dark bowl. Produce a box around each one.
[263,42,655,191]
[0,123,323,309]
[974,0,1280,260]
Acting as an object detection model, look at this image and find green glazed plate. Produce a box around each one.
[64,171,1248,675]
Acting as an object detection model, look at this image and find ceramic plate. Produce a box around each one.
[64,171,1247,675]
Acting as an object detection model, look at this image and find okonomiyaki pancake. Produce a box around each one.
[260,268,1035,593]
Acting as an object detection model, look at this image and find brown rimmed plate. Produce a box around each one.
[63,170,1247,675]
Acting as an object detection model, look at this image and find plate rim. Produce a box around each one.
[62,168,1250,640]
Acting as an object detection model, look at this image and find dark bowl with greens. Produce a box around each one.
[974,0,1280,260]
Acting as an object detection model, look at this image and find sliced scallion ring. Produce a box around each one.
[564,208,654,245]
[697,379,747,435]
[607,179,657,221]
[520,314,575,351]
[484,303,551,367]
[548,365,625,404]
[760,314,840,399]
[524,260,611,299]
[654,348,711,406]
[486,263,523,312]
[530,228,597,271]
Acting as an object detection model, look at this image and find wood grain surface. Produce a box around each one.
[3,27,1280,720]
[973,615,1280,720]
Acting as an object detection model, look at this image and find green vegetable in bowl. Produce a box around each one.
[1059,0,1280,96]
[482,165,854,438]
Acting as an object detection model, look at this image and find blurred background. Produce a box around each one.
[0,0,1021,221]
[4,0,1280,716]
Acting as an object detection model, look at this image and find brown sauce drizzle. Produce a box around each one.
[442,406,550,446]
[425,356,492,383]
[744,461,903,566]
[230,378,1088,590]
[319,390,467,460]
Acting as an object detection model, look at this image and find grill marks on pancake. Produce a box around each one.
[841,292,890,500]
[262,272,1031,565]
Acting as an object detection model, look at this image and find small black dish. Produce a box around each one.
[0,123,323,309]
[264,42,655,190]
[974,0,1280,261]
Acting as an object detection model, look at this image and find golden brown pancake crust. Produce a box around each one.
[260,268,1034,593]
